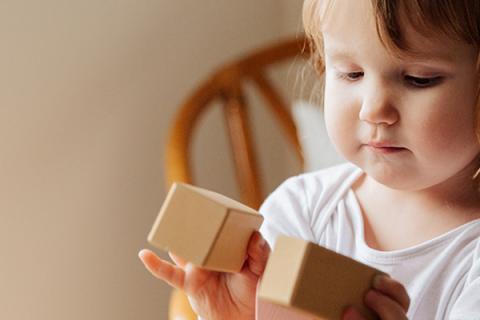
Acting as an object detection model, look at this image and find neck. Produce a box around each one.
[352,156,480,251]
[365,157,480,221]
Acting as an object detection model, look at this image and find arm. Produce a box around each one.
[260,175,316,247]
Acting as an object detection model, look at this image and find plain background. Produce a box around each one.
[0,1,305,319]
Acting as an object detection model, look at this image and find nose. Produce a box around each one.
[358,85,399,126]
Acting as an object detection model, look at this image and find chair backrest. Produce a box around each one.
[165,36,309,209]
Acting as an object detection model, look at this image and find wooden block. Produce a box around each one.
[257,299,319,320]
[257,236,385,320]
[147,183,263,272]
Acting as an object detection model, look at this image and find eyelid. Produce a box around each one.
[404,75,444,88]
[403,72,443,78]
[335,70,363,81]
[402,66,450,78]
[330,66,362,74]
[405,75,442,80]
[329,64,446,86]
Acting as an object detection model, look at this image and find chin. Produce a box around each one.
[358,161,421,190]
[370,172,412,190]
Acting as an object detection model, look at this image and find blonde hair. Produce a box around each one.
[302,0,480,141]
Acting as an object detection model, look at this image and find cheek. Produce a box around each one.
[421,74,480,151]
[420,116,475,153]
[408,96,479,158]
[323,86,358,154]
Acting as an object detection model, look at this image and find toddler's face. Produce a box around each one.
[320,0,480,191]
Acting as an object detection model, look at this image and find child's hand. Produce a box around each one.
[342,275,410,320]
[138,231,270,320]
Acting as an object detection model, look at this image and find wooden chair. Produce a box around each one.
[164,36,310,320]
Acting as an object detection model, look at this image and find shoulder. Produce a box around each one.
[259,162,362,246]
[466,236,480,282]
[262,162,359,210]
[449,236,480,319]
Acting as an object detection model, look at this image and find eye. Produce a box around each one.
[404,75,443,88]
[337,71,364,81]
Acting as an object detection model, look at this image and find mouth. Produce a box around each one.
[366,142,407,154]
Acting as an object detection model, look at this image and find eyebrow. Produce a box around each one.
[324,49,355,60]
[324,47,456,65]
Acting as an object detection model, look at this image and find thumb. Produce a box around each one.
[169,252,188,268]
[247,232,270,277]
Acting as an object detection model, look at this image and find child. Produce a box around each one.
[139,0,480,319]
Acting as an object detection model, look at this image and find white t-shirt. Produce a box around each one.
[259,163,480,320]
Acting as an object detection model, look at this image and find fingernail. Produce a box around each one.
[138,249,148,259]
[259,238,267,249]
[373,274,384,288]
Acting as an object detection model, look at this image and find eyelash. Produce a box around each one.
[336,72,443,88]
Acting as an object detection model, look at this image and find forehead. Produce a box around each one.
[318,0,473,65]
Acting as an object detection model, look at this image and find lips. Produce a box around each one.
[367,141,403,148]
[365,141,406,154]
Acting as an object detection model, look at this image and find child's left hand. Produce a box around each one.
[342,275,410,320]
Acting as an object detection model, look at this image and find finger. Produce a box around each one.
[373,275,410,312]
[342,306,366,320]
[365,289,407,320]
[247,231,270,276]
[169,251,187,268]
[138,249,185,289]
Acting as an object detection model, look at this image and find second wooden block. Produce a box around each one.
[257,235,384,319]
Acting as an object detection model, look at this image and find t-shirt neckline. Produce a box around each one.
[345,165,480,262]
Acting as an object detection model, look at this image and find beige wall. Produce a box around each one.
[280,0,305,35]
[0,1,303,319]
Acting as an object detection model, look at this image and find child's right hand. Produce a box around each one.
[138,231,270,320]
[342,275,410,320]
